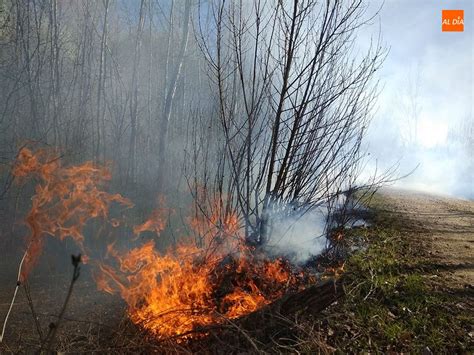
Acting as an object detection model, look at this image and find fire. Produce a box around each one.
[99,240,216,338]
[12,147,132,280]
[133,196,170,235]
[221,284,266,318]
[12,148,315,342]
[98,207,303,340]
[323,262,345,279]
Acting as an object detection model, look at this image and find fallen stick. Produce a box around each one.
[133,278,345,351]
[157,278,345,344]
[238,278,344,328]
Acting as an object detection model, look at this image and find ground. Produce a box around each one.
[0,189,473,352]
[316,189,473,353]
[377,189,473,289]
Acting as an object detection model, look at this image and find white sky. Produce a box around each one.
[361,0,473,197]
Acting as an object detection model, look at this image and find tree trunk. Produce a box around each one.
[127,0,146,185]
[156,0,191,192]
[95,0,109,161]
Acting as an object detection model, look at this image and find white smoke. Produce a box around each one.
[263,208,328,263]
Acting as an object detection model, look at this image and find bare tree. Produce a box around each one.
[95,0,110,161]
[0,0,385,253]
[195,0,386,244]
[127,0,146,184]
[156,0,192,192]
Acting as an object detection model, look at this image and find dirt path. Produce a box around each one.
[378,189,474,289]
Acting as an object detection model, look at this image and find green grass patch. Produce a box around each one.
[315,195,473,353]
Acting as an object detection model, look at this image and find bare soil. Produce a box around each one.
[0,258,126,352]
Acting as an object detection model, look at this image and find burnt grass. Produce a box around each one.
[1,194,473,353]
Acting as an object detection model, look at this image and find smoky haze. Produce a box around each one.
[0,0,471,267]
[363,0,473,199]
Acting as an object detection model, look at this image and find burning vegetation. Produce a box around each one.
[0,0,471,352]
[97,240,305,340]
[0,1,386,350]
[10,148,322,342]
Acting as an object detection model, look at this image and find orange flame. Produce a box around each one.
[12,148,132,280]
[323,262,345,279]
[13,149,311,341]
[98,206,302,340]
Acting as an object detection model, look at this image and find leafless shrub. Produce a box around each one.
[192,0,387,247]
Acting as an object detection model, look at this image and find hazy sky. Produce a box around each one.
[363,0,473,197]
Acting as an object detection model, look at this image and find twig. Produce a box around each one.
[213,311,263,354]
[41,254,82,352]
[23,280,44,342]
[0,249,28,343]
